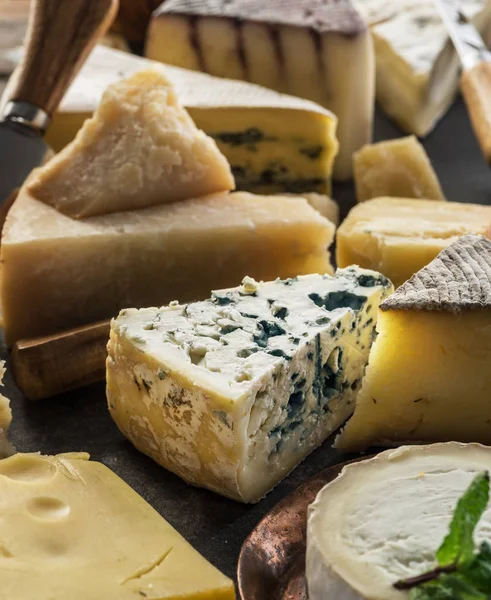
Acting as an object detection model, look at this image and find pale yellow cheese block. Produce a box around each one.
[336,197,491,288]
[0,452,235,599]
[46,46,339,196]
[28,69,234,218]
[1,189,334,345]
[353,136,445,202]
[337,234,491,451]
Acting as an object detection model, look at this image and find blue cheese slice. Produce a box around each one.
[107,269,393,503]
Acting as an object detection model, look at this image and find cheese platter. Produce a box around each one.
[1,0,491,598]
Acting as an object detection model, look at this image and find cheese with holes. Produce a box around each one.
[336,197,491,288]
[337,235,491,451]
[145,0,374,180]
[46,46,339,195]
[356,0,491,135]
[29,69,234,218]
[1,189,334,345]
[0,362,12,457]
[106,270,392,503]
[353,136,445,202]
[307,442,491,600]
[0,452,235,599]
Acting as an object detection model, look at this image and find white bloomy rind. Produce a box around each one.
[306,442,491,600]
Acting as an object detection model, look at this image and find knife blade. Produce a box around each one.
[0,0,118,217]
[432,0,491,165]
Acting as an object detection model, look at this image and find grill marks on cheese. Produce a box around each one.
[28,69,234,218]
[336,235,491,452]
[0,453,235,599]
[337,197,491,288]
[146,0,374,180]
[106,270,392,503]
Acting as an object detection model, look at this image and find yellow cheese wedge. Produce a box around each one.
[353,136,445,202]
[336,197,491,288]
[281,193,340,225]
[29,69,234,219]
[336,235,491,452]
[145,0,374,181]
[1,189,334,345]
[0,452,235,599]
[46,46,339,196]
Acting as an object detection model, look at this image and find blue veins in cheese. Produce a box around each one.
[106,269,393,503]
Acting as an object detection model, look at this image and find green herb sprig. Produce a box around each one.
[393,472,491,599]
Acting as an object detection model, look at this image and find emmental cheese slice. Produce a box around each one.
[1,189,334,346]
[145,0,374,180]
[0,452,235,599]
[28,69,234,219]
[46,46,339,196]
[306,442,491,600]
[336,235,491,452]
[106,270,393,503]
[336,197,491,288]
[353,136,445,202]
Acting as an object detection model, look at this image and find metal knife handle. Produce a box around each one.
[3,0,118,122]
[461,62,491,165]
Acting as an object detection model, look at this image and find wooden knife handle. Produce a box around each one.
[11,320,110,401]
[461,61,491,166]
[5,0,118,116]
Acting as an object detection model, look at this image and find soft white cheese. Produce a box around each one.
[307,442,491,600]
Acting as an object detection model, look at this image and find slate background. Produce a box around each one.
[3,98,491,585]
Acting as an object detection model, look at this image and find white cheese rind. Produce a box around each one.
[107,269,392,503]
[307,442,491,600]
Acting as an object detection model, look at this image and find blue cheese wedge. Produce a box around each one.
[106,269,393,503]
[306,442,491,600]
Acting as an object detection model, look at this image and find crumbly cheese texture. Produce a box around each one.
[106,270,392,503]
[355,0,491,135]
[1,188,334,346]
[145,0,374,180]
[47,46,339,196]
[29,69,234,218]
[0,452,235,599]
[307,442,491,600]
[336,235,491,451]
[353,136,445,202]
[336,197,491,288]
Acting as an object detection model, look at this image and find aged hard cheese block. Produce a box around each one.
[336,235,491,451]
[107,270,393,503]
[353,136,445,202]
[0,452,235,599]
[0,362,13,457]
[46,46,339,195]
[356,0,491,136]
[307,442,491,600]
[29,69,234,218]
[146,0,374,180]
[337,197,491,288]
[1,189,334,346]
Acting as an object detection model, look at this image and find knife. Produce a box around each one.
[433,0,491,164]
[0,0,118,218]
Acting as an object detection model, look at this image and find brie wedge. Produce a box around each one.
[307,442,491,600]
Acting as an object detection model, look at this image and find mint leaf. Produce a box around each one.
[462,541,491,591]
[437,472,490,567]
[408,574,488,600]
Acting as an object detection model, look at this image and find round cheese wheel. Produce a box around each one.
[306,442,491,600]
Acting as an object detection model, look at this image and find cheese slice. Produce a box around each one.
[1,189,334,346]
[353,136,445,202]
[46,46,339,196]
[145,0,374,181]
[336,197,491,288]
[0,362,12,457]
[356,0,491,136]
[307,442,491,600]
[107,270,393,503]
[29,69,234,218]
[0,452,235,599]
[336,235,491,452]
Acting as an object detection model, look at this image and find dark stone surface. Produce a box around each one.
[3,97,490,584]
